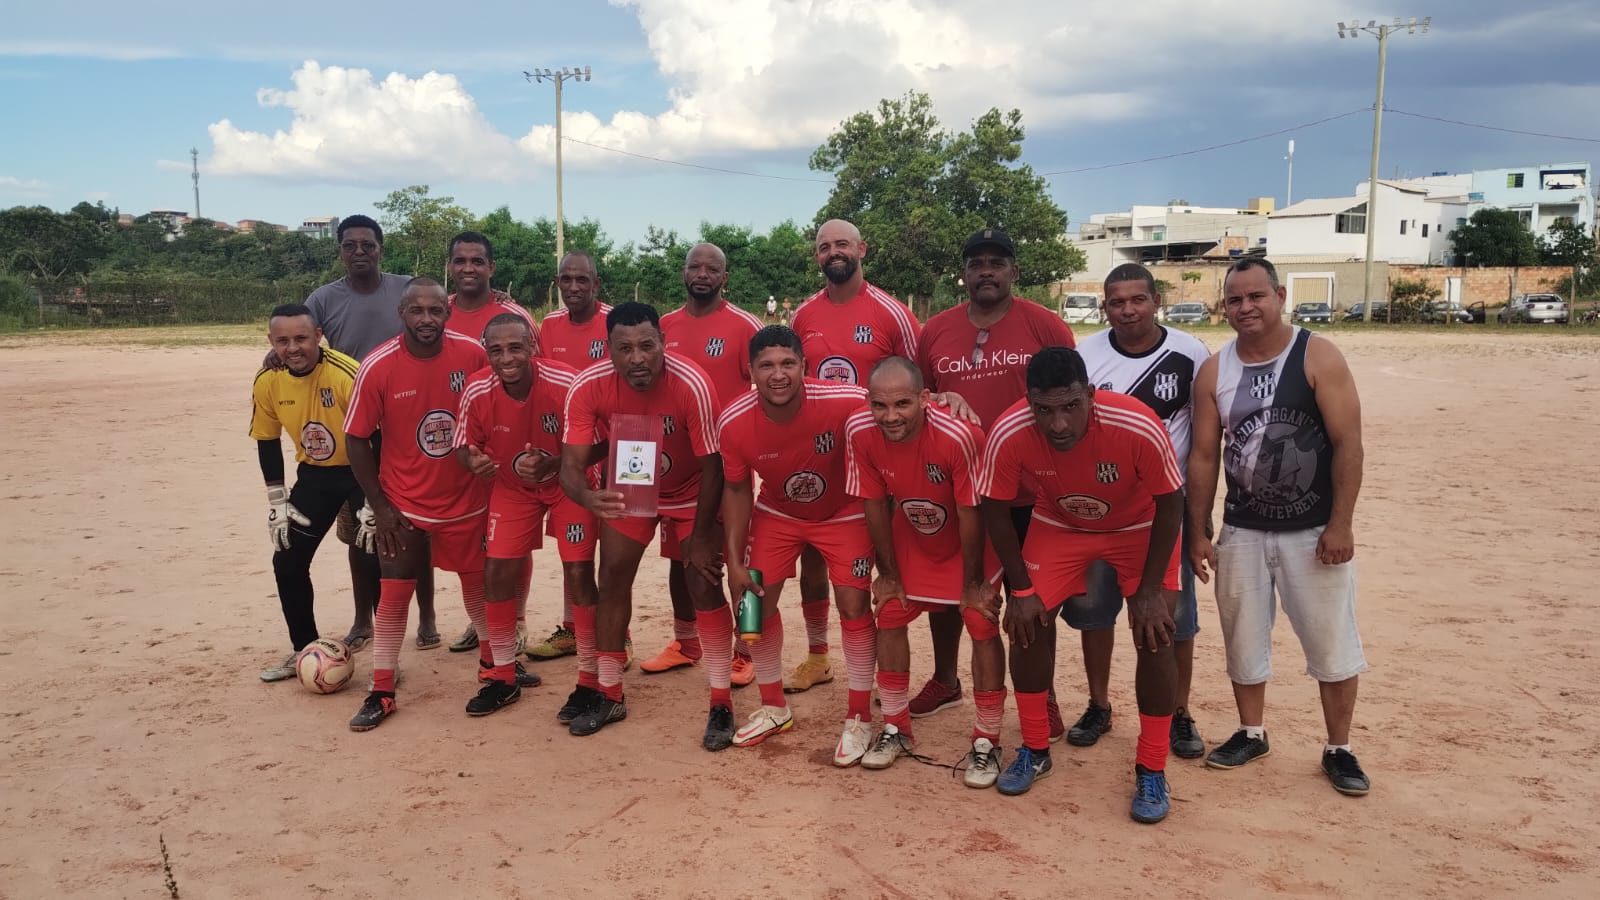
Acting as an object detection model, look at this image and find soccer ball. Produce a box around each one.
[295,638,354,694]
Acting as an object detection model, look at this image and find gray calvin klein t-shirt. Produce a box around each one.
[304,273,412,361]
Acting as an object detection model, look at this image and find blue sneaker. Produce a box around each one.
[996,746,1053,796]
[1131,764,1170,823]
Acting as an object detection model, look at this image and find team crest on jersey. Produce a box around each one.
[853,325,873,344]
[900,498,949,536]
[818,355,858,384]
[589,339,605,360]
[661,415,676,436]
[1057,493,1110,520]
[925,464,946,484]
[566,523,585,543]
[1099,381,1114,391]
[301,422,336,462]
[449,370,466,393]
[542,413,560,434]
[416,410,457,459]
[1250,372,1277,400]
[319,387,335,408]
[814,431,835,454]
[1154,373,1180,403]
[1096,462,1120,484]
[851,557,871,579]
[783,471,825,503]
[704,337,725,357]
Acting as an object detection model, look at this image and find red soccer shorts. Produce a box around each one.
[875,598,1001,642]
[745,510,872,590]
[485,486,596,563]
[605,502,696,554]
[414,512,487,574]
[1021,522,1180,610]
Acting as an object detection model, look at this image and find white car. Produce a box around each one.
[1059,292,1104,325]
[1498,293,1568,324]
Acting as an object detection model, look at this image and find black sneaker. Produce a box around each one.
[557,685,600,724]
[569,694,627,736]
[1170,710,1205,759]
[1321,748,1371,796]
[478,660,543,688]
[703,704,735,752]
[349,691,396,732]
[1205,729,1270,769]
[466,679,521,716]
[1066,702,1113,747]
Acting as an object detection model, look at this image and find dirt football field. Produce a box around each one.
[1,325,1597,899]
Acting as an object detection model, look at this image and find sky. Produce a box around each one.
[2,0,1597,245]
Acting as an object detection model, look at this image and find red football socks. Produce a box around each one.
[801,597,831,655]
[1137,713,1171,771]
[877,670,912,734]
[973,689,1007,742]
[371,578,416,694]
[1016,690,1051,751]
[839,614,876,720]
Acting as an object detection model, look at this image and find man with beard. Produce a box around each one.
[914,229,1077,729]
[453,314,592,717]
[644,243,764,688]
[559,303,730,748]
[720,327,877,765]
[443,230,542,656]
[1068,263,1211,757]
[343,278,497,731]
[785,219,922,696]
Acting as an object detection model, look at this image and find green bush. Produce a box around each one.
[0,274,32,317]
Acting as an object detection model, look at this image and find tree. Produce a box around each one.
[0,205,105,279]
[809,93,1086,305]
[374,185,474,278]
[1180,270,1203,303]
[1540,219,1597,302]
[1387,277,1439,323]
[1449,208,1540,267]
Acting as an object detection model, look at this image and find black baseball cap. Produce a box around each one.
[962,228,1015,259]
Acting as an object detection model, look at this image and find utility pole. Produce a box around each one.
[524,66,592,264]
[190,147,201,220]
[1338,16,1430,321]
[1285,139,1295,207]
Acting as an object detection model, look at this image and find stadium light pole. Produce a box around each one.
[1338,16,1430,322]
[524,65,592,264]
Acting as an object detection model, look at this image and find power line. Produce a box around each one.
[560,135,836,183]
[1385,107,1600,144]
[1039,108,1370,176]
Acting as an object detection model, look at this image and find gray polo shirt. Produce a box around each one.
[305,273,411,361]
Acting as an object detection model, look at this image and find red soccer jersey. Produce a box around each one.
[661,299,765,410]
[563,353,720,509]
[793,281,920,386]
[976,390,1182,533]
[718,379,868,522]
[453,359,579,503]
[917,297,1076,429]
[846,403,986,559]
[446,293,541,351]
[345,333,491,523]
[539,303,612,371]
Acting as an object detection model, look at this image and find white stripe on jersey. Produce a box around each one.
[726,303,765,331]
[1096,405,1184,488]
[344,337,405,437]
[842,408,878,497]
[864,283,919,357]
[453,374,500,450]
[717,387,761,431]
[926,406,981,481]
[976,406,1035,497]
[754,499,866,524]
[663,354,720,454]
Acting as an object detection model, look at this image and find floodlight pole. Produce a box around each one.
[1338,17,1430,322]
[525,65,592,264]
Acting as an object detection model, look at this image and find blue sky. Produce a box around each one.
[2,1,1596,245]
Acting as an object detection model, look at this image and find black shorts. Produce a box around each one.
[290,463,366,542]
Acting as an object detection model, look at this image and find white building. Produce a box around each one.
[298,216,338,239]
[1070,199,1273,278]
[1266,181,1465,264]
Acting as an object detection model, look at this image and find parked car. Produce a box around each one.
[1164,302,1208,325]
[1059,292,1104,325]
[1342,301,1389,322]
[1498,293,1569,324]
[1422,300,1474,324]
[1291,302,1333,324]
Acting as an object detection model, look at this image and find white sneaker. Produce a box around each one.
[733,705,794,747]
[259,653,297,683]
[963,738,1001,789]
[861,723,914,770]
[834,715,873,767]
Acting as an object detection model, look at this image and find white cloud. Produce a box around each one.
[0,176,51,200]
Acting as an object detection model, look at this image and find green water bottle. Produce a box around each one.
[737,569,764,643]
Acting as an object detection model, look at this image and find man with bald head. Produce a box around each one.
[642,243,765,687]
[786,219,924,693]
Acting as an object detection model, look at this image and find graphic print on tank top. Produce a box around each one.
[1218,328,1334,530]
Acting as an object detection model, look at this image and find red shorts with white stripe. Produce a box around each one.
[412,512,487,574]
[485,487,596,563]
[1022,522,1179,609]
[605,503,695,554]
[875,599,1001,642]
[745,509,871,590]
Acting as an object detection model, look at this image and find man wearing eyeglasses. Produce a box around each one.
[913,229,1076,728]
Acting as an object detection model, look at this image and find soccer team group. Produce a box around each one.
[250,215,1371,824]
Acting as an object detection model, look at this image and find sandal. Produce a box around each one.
[415,628,442,650]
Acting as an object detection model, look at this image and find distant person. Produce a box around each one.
[1188,257,1371,797]
[1066,263,1211,758]
[914,228,1076,731]
[766,295,778,322]
[249,304,375,680]
[781,297,792,327]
